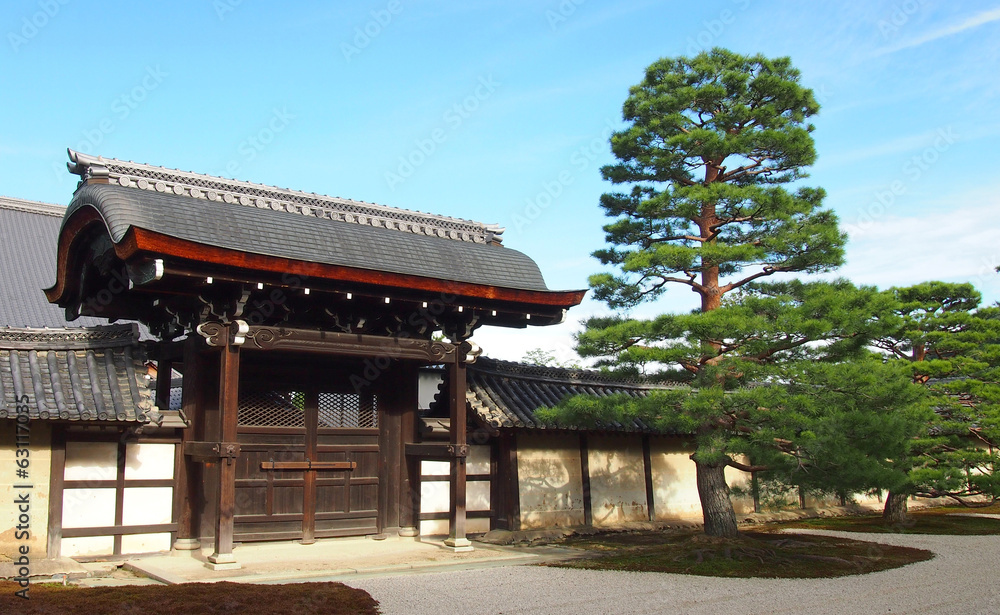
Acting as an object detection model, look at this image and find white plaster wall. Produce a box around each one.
[121,532,172,554]
[587,435,648,526]
[649,445,702,520]
[64,441,116,481]
[61,536,114,558]
[0,421,51,558]
[467,444,490,475]
[418,449,491,536]
[516,433,585,529]
[122,487,173,526]
[649,441,757,519]
[124,443,174,480]
[419,517,490,536]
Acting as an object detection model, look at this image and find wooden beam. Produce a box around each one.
[444,360,471,551]
[259,461,356,471]
[217,324,459,364]
[404,442,469,459]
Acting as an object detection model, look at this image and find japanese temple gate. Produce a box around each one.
[46,150,585,568]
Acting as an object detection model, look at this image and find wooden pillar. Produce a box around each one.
[207,341,241,570]
[46,428,66,559]
[174,337,202,551]
[492,432,520,531]
[398,363,419,538]
[444,359,472,551]
[301,390,319,544]
[642,435,656,521]
[580,434,593,527]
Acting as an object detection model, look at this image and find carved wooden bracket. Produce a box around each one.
[184,441,242,463]
[196,320,249,347]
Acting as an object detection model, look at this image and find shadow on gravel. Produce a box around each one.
[543,529,933,578]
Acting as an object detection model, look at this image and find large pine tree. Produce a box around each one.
[566,49,851,536]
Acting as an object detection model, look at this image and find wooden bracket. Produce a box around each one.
[184,441,241,464]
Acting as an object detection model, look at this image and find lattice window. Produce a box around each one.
[318,392,377,429]
[239,390,305,427]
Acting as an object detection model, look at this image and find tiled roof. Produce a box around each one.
[457,357,673,432]
[67,180,553,293]
[0,197,108,328]
[0,324,158,423]
[67,150,505,245]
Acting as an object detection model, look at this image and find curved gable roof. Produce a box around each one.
[66,182,553,293]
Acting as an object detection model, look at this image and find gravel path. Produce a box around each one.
[349,532,1000,614]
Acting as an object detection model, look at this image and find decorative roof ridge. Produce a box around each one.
[66,149,505,245]
[473,356,670,389]
[0,195,66,218]
[0,323,140,350]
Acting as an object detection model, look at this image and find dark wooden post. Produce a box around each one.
[642,435,656,522]
[301,389,319,544]
[444,359,472,551]
[398,363,419,538]
[46,427,66,559]
[174,337,202,551]
[580,434,593,527]
[493,432,520,531]
[207,341,242,569]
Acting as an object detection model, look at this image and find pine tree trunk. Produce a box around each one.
[883,490,909,525]
[696,460,740,538]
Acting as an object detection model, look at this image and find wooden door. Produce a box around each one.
[233,387,379,542]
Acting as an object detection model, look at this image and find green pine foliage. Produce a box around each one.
[541,49,935,537]
[873,283,1000,511]
[591,48,845,311]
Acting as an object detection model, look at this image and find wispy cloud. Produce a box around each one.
[874,7,1000,56]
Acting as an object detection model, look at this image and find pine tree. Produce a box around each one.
[565,49,847,536]
[873,282,1000,523]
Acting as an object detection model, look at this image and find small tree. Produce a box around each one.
[561,49,847,536]
[873,282,1000,523]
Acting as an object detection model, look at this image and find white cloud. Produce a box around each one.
[840,198,1000,300]
[874,6,1000,56]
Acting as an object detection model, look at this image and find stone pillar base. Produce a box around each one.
[444,537,474,552]
[206,552,241,571]
[398,526,419,538]
[173,538,201,551]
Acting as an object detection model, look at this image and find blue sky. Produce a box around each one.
[2,1,999,363]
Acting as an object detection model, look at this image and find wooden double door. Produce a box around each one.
[233,385,380,542]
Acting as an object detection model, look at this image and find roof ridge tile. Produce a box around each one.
[66,149,505,245]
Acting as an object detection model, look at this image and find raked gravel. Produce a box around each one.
[348,532,1000,614]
